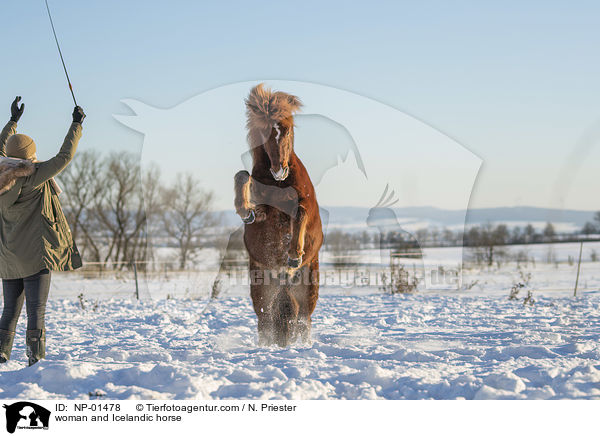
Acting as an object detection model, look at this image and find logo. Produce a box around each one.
[3,402,50,434]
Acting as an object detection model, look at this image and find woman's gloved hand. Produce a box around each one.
[10,96,24,123]
[72,106,86,124]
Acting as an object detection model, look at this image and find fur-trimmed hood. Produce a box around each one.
[245,83,302,147]
[0,157,62,196]
[0,156,35,195]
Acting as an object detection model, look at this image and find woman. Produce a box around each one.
[0,96,85,366]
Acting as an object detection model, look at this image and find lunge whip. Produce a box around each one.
[44,0,78,106]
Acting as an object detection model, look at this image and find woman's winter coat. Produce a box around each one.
[0,121,82,279]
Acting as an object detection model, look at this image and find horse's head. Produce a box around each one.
[245,83,302,181]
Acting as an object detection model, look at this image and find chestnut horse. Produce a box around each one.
[234,84,323,347]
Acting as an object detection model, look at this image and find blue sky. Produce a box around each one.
[2,0,599,210]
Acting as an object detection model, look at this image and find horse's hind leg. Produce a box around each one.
[304,260,320,343]
[252,291,273,346]
[272,285,299,347]
[250,264,277,345]
[268,269,303,347]
[290,261,319,344]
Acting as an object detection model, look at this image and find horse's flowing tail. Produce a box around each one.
[272,286,299,347]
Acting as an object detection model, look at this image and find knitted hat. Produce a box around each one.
[6,134,36,160]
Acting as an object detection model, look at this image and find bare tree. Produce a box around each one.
[442,228,456,246]
[524,223,537,243]
[582,222,597,235]
[543,222,556,241]
[138,163,162,267]
[93,153,147,268]
[359,230,372,248]
[429,227,440,246]
[581,211,600,236]
[160,173,216,269]
[58,150,105,262]
[416,228,429,247]
[466,223,509,266]
[325,229,361,269]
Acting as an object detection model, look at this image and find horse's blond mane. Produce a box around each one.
[245,83,302,148]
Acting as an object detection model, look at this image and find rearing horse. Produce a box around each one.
[234,84,323,347]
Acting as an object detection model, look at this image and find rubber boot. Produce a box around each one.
[0,329,15,363]
[26,329,45,366]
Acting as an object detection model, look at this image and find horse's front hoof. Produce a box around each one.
[287,255,302,269]
[254,206,267,222]
[258,335,272,347]
[242,209,256,224]
[234,170,250,184]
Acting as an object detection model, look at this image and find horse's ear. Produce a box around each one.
[286,94,302,112]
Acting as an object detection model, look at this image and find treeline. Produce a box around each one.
[323,220,600,268]
[324,218,599,253]
[58,151,216,270]
[582,212,600,235]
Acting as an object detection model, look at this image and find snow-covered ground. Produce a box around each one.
[0,242,599,400]
[1,291,600,400]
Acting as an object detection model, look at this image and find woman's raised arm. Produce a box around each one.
[32,106,85,187]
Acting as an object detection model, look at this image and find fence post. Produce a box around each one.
[574,241,584,297]
[132,261,140,300]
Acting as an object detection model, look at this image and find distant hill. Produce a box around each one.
[218,206,597,232]
[465,207,597,228]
